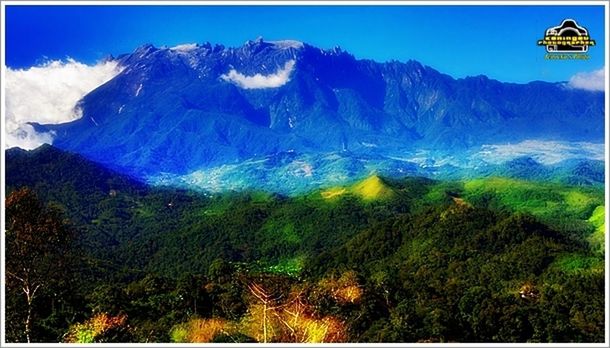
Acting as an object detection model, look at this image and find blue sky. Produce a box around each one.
[4,5,606,83]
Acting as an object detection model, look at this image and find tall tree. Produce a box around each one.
[5,188,74,343]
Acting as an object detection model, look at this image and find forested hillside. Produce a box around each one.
[5,146,605,343]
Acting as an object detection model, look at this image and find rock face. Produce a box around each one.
[42,38,604,177]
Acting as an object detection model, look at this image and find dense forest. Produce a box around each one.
[4,145,606,343]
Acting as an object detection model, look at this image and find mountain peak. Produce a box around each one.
[268,39,304,50]
[170,43,199,52]
[242,37,304,51]
[244,36,265,46]
[134,43,157,55]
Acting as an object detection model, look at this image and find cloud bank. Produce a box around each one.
[221,60,295,89]
[477,140,604,165]
[568,67,605,91]
[5,59,123,149]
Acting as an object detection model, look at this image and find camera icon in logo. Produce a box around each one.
[537,19,595,53]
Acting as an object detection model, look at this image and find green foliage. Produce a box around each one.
[169,324,189,343]
[4,154,605,343]
[550,253,604,275]
[587,205,605,254]
[267,255,305,276]
[462,177,603,223]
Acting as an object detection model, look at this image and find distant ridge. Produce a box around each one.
[33,38,602,182]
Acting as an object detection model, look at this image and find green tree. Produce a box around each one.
[5,188,74,342]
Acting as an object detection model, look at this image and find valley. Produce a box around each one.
[4,145,605,343]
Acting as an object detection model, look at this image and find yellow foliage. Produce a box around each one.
[238,300,345,343]
[335,285,363,303]
[319,270,363,304]
[188,318,228,342]
[238,285,346,343]
[171,318,228,343]
[281,303,346,343]
[64,313,127,343]
[171,283,348,343]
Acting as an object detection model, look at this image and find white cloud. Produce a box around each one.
[476,140,604,165]
[5,59,123,149]
[221,60,295,89]
[4,123,56,151]
[568,67,605,91]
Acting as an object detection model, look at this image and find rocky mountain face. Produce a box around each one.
[39,38,604,182]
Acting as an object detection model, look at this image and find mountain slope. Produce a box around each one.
[39,39,604,177]
[6,144,145,201]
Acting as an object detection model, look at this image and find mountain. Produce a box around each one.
[480,156,605,186]
[38,38,604,181]
[554,158,606,186]
[499,156,550,180]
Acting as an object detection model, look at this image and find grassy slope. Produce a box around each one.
[321,175,395,201]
